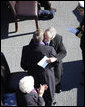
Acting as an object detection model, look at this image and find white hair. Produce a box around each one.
[45,27,57,39]
[19,76,34,93]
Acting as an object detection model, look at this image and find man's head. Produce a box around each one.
[43,27,57,42]
[77,1,84,16]
[19,76,34,93]
[33,29,44,43]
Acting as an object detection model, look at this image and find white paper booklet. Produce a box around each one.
[37,56,48,68]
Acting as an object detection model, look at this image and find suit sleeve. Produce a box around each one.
[38,96,45,106]
[24,93,45,106]
[50,46,57,58]
[55,36,67,62]
[50,46,59,65]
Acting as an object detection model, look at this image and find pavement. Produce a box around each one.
[1,1,84,106]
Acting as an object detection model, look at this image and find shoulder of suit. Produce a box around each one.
[55,34,62,39]
[52,34,62,42]
[47,45,55,50]
[23,44,30,50]
[43,45,53,49]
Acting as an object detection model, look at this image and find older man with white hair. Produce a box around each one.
[16,76,48,106]
[43,27,67,93]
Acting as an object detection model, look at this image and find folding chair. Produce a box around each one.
[9,1,39,32]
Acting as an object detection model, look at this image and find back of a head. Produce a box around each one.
[19,76,34,93]
[33,29,44,43]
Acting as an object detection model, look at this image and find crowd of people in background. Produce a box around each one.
[1,1,84,106]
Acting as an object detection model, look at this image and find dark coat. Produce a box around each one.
[1,52,10,77]
[21,43,57,103]
[80,33,84,64]
[1,52,10,94]
[16,89,45,106]
[50,34,67,85]
[50,34,67,62]
[1,52,11,104]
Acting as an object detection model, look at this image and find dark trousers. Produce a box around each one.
[54,63,63,92]
[38,1,51,10]
[80,35,84,68]
[54,63,63,85]
[82,52,85,70]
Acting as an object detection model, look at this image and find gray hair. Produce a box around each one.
[33,29,44,43]
[45,27,57,39]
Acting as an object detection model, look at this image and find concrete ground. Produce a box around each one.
[1,1,84,106]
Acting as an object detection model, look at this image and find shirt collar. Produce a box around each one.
[34,41,45,46]
[44,41,50,45]
[40,41,45,45]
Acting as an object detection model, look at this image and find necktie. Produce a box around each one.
[45,42,49,45]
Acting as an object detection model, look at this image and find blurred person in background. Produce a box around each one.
[76,1,84,86]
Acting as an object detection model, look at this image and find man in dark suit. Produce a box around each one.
[21,29,57,106]
[43,27,67,93]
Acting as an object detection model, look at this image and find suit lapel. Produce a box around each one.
[50,40,55,47]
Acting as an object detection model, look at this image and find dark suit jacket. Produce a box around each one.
[50,34,67,85]
[21,43,57,102]
[50,34,67,62]
[21,43,57,71]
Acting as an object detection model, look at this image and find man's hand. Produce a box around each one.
[38,84,48,97]
[46,57,57,63]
